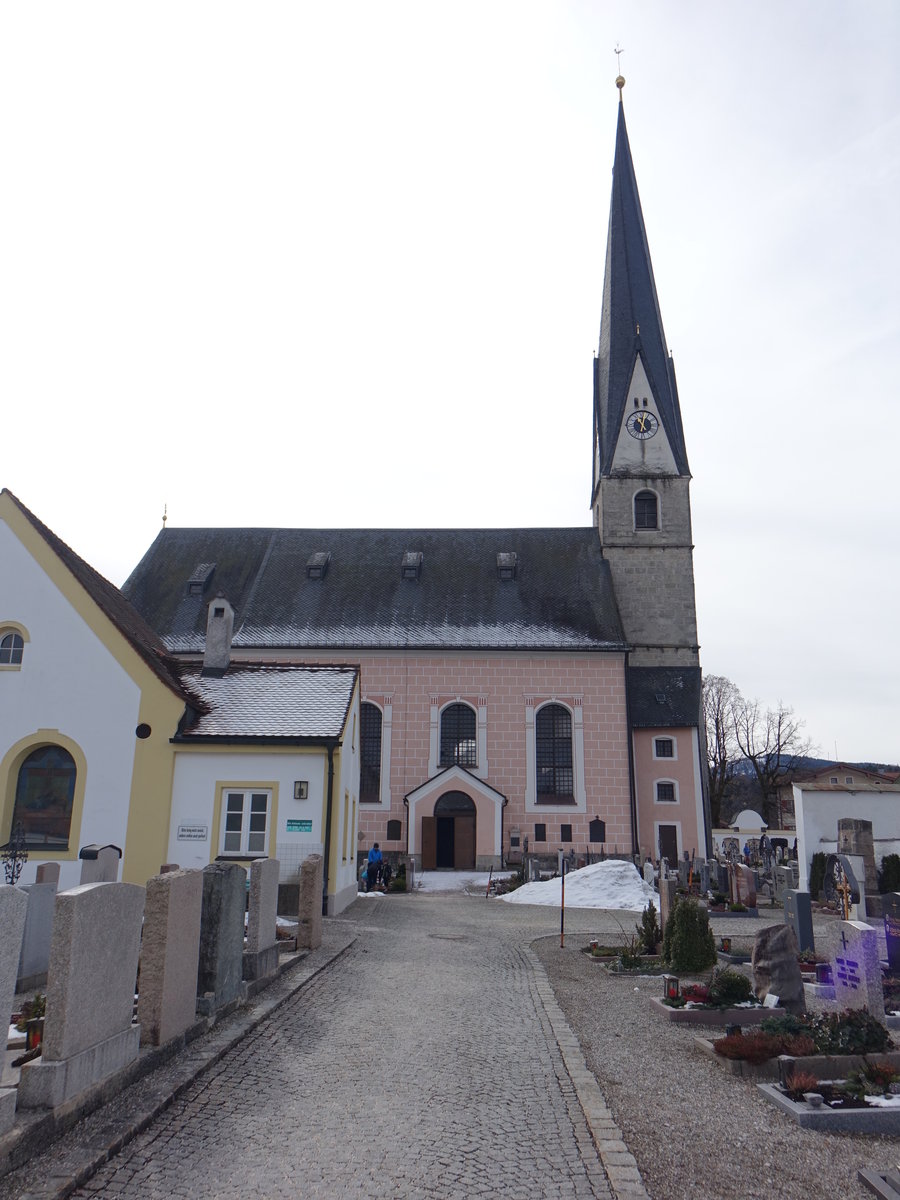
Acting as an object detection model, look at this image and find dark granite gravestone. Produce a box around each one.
[700,863,711,895]
[197,862,247,1016]
[716,863,730,893]
[752,925,806,1014]
[784,889,814,955]
[883,893,900,973]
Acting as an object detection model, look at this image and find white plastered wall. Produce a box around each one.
[0,520,142,889]
[794,785,900,891]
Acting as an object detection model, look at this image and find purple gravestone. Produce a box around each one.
[833,920,884,1022]
[884,893,900,973]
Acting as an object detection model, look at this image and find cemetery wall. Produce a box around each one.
[794,786,900,891]
[632,726,705,861]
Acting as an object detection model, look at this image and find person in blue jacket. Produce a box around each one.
[366,842,382,892]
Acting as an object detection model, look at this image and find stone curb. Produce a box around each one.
[526,939,650,1200]
[8,930,357,1200]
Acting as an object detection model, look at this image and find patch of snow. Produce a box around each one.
[499,859,657,911]
[416,870,514,893]
[357,890,384,899]
[8,1024,21,1043]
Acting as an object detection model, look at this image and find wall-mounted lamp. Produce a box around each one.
[293,781,309,800]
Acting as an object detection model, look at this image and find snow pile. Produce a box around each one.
[499,858,657,911]
[417,870,513,893]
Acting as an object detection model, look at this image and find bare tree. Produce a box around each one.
[733,697,815,827]
[702,674,743,827]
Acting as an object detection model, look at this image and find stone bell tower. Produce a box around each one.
[591,79,699,670]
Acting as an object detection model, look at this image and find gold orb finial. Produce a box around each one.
[616,75,625,91]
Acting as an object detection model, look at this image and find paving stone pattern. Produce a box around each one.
[64,897,617,1199]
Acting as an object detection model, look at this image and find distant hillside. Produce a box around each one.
[731,756,899,777]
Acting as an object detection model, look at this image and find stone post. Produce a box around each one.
[243,858,280,981]
[658,877,677,933]
[297,854,323,950]
[18,882,145,1109]
[197,862,247,1016]
[138,869,203,1046]
[0,886,29,1132]
[79,844,122,885]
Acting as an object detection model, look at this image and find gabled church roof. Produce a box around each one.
[593,94,690,486]
[123,527,627,653]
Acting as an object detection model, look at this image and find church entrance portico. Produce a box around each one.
[405,765,506,871]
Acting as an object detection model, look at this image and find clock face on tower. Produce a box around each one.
[627,411,659,440]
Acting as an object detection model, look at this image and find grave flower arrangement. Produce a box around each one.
[713,1008,893,1064]
[778,1061,900,1111]
[663,968,756,1010]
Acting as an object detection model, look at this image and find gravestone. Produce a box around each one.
[838,818,880,917]
[18,882,145,1109]
[642,859,655,886]
[787,861,800,890]
[35,863,60,885]
[138,868,203,1046]
[784,889,814,955]
[833,920,884,1022]
[773,865,789,904]
[79,844,122,885]
[883,893,900,973]
[752,924,805,1014]
[699,863,711,895]
[243,858,280,982]
[159,863,180,874]
[197,862,247,1015]
[678,859,690,888]
[0,886,29,1133]
[716,863,730,893]
[731,864,757,909]
[658,877,677,933]
[297,854,323,950]
[17,880,58,991]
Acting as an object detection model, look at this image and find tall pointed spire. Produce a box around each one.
[592,86,689,500]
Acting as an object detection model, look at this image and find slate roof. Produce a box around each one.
[176,664,358,740]
[2,489,199,707]
[122,527,628,654]
[593,97,690,489]
[627,666,702,729]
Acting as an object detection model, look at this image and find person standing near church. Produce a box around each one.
[367,842,382,892]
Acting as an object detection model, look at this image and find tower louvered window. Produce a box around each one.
[634,491,658,530]
[535,704,574,800]
[360,703,382,803]
[439,703,477,767]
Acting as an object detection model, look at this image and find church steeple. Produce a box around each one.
[592,86,689,504]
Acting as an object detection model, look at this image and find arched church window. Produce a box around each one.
[535,704,574,800]
[0,632,24,665]
[439,703,477,767]
[360,702,382,803]
[11,745,77,849]
[634,490,658,530]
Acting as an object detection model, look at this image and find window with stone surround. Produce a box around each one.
[560,824,573,843]
[654,737,674,759]
[439,702,477,768]
[655,781,676,803]
[360,702,382,803]
[634,490,658,530]
[535,703,574,801]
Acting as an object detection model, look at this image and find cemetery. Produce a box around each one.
[1,848,326,1177]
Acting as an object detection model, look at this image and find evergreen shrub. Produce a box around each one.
[665,896,716,973]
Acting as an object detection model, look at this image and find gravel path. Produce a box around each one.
[535,909,897,1200]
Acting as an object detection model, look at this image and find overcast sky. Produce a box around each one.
[2,2,898,764]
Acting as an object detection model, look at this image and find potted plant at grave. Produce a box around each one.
[15,992,46,1052]
[796,949,825,974]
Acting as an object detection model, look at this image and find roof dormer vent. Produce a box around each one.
[306,551,331,580]
[187,562,216,597]
[401,551,423,581]
[496,552,518,581]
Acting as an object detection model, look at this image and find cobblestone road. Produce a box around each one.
[66,895,617,1199]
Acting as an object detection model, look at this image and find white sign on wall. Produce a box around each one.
[177,823,209,842]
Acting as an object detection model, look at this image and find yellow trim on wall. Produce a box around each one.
[210,781,280,863]
[0,729,88,860]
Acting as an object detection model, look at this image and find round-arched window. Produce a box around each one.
[12,745,77,849]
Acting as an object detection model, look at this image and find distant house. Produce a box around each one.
[773,763,897,831]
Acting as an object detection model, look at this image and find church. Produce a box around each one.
[1,84,709,910]
[121,80,709,874]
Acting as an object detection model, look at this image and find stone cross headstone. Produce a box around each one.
[79,844,122,885]
[752,924,805,1014]
[883,893,900,973]
[784,889,814,955]
[17,880,58,991]
[833,920,885,1022]
[138,868,203,1047]
[197,862,247,1015]
[243,858,280,981]
[17,882,145,1110]
[0,886,29,1133]
[297,853,324,950]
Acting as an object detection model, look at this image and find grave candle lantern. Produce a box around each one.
[663,973,679,1001]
